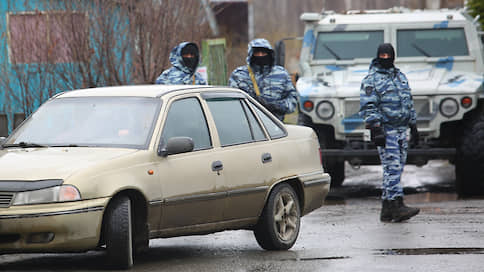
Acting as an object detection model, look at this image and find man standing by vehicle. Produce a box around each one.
[229,38,298,121]
[359,43,420,222]
[156,42,206,85]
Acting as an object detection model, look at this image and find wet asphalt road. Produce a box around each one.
[1,161,483,272]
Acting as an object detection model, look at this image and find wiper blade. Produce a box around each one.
[2,141,47,148]
[412,43,432,57]
[322,43,341,60]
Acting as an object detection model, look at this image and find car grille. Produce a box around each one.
[0,192,14,208]
[343,99,365,132]
[343,97,432,131]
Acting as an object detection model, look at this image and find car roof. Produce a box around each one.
[318,10,466,25]
[55,85,243,98]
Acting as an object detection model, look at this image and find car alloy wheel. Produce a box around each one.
[254,183,301,250]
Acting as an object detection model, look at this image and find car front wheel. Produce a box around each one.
[254,183,301,250]
[105,196,134,269]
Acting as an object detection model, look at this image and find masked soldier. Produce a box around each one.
[359,43,420,222]
[156,42,206,85]
[229,38,298,121]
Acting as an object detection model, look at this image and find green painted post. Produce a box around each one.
[201,38,227,85]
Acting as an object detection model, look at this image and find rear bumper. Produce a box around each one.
[0,198,109,253]
[299,171,331,216]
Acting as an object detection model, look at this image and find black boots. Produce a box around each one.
[380,197,420,222]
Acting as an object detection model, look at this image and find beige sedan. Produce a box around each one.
[0,85,330,269]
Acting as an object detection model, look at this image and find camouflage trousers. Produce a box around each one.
[377,128,408,200]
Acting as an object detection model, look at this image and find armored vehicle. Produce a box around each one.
[294,8,484,195]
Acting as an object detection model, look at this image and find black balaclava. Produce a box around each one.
[250,47,273,67]
[376,43,395,69]
[181,43,199,72]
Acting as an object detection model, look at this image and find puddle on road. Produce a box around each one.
[280,256,350,262]
[375,248,484,256]
[324,192,461,206]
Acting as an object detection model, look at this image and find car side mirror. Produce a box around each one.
[158,136,194,157]
[0,137,6,145]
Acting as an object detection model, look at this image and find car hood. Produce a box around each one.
[0,147,139,181]
[297,63,484,98]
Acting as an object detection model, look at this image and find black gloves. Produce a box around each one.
[410,124,419,146]
[370,126,386,147]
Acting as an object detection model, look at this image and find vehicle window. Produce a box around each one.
[241,100,267,141]
[7,97,161,149]
[397,28,468,57]
[250,102,286,139]
[161,97,211,150]
[313,31,383,60]
[206,99,254,146]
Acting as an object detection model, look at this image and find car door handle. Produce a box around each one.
[211,160,224,172]
[261,153,272,164]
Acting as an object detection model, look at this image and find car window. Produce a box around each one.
[161,97,211,150]
[397,28,468,57]
[241,100,267,141]
[7,97,161,149]
[313,31,383,60]
[206,98,258,146]
[250,102,286,139]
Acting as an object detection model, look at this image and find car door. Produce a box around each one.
[203,93,273,221]
[156,95,225,229]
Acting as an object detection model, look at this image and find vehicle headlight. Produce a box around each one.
[439,98,458,118]
[12,185,81,206]
[316,101,335,120]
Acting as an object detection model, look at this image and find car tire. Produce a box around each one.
[456,111,484,196]
[254,183,301,250]
[105,196,134,269]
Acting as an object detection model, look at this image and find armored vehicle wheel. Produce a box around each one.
[456,111,484,196]
[105,196,134,269]
[254,183,301,250]
[324,160,345,187]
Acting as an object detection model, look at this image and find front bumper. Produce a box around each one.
[0,197,109,253]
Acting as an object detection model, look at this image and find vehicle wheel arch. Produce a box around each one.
[99,189,149,253]
[262,178,305,217]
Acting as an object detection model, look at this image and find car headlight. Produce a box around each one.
[316,101,335,120]
[12,185,81,206]
[439,98,458,118]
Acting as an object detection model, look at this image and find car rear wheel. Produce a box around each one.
[105,196,134,269]
[254,183,300,250]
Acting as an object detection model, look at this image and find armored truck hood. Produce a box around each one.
[297,64,484,98]
[0,147,138,180]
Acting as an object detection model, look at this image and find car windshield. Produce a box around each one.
[397,28,468,57]
[5,97,161,149]
[313,31,383,60]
